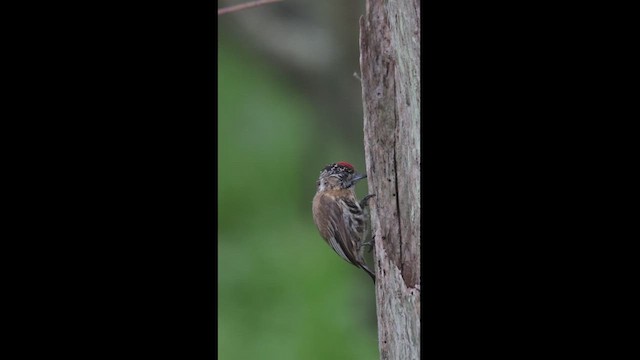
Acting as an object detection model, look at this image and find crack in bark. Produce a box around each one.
[391,72,404,280]
[393,144,403,278]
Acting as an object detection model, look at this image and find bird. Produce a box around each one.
[312,161,376,282]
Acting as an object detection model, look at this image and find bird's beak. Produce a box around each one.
[353,173,367,183]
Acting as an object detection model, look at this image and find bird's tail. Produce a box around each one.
[361,264,376,283]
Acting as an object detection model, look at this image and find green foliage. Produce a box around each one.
[218,41,378,359]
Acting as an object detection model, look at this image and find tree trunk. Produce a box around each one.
[359,0,420,359]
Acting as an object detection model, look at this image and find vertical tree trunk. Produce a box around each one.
[359,0,420,359]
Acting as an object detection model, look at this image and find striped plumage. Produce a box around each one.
[312,162,375,282]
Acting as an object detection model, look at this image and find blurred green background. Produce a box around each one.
[218,1,378,359]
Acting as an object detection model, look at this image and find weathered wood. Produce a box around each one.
[359,0,420,359]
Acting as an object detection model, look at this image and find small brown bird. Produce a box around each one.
[312,162,376,282]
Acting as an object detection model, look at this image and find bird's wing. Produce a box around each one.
[316,194,363,268]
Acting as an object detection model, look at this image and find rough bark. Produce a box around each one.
[359,0,420,359]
